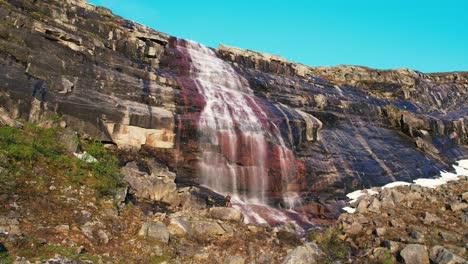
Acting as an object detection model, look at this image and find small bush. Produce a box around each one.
[315,227,349,263]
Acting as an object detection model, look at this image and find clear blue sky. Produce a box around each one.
[88,0,468,73]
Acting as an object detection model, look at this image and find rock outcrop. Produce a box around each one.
[0,0,466,213]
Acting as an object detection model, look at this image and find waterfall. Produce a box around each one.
[177,40,297,207]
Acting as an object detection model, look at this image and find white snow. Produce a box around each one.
[346,189,379,204]
[342,159,468,213]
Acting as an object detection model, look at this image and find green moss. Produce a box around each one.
[0,123,123,197]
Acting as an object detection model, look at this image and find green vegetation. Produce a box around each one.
[0,122,123,197]
[2,236,100,263]
[307,227,349,263]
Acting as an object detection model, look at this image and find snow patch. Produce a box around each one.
[343,159,468,213]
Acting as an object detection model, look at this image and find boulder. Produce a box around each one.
[400,244,429,264]
[209,207,243,222]
[122,161,179,205]
[448,202,468,211]
[167,217,191,237]
[191,220,225,239]
[280,242,323,264]
[138,222,169,243]
[0,111,23,128]
[429,246,466,264]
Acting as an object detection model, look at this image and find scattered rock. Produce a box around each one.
[423,212,440,224]
[167,217,191,237]
[375,227,386,237]
[280,242,323,264]
[224,255,245,264]
[439,231,458,242]
[400,244,429,264]
[448,202,468,212]
[371,247,396,263]
[193,251,210,262]
[409,230,424,242]
[429,246,466,264]
[461,192,468,202]
[381,240,401,253]
[138,222,169,243]
[191,220,225,239]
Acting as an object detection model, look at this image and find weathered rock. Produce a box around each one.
[375,227,386,237]
[0,111,23,128]
[423,212,440,224]
[461,192,468,202]
[191,220,225,239]
[448,202,468,211]
[0,216,20,235]
[167,217,191,237]
[381,240,401,253]
[429,246,466,264]
[224,255,245,264]
[280,242,323,264]
[209,207,243,222]
[138,222,169,243]
[344,221,363,235]
[400,244,429,264]
[122,161,179,205]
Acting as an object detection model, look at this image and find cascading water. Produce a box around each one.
[176,39,298,212]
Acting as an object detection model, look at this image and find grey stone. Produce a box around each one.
[461,192,468,202]
[461,215,468,223]
[209,207,243,222]
[280,242,323,264]
[375,227,386,237]
[167,217,191,237]
[400,244,429,264]
[449,202,468,211]
[423,212,440,224]
[191,220,225,238]
[138,222,169,243]
[368,198,381,213]
[409,230,424,241]
[439,231,457,242]
[429,246,466,264]
[381,240,400,253]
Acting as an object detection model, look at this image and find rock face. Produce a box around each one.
[0,0,467,209]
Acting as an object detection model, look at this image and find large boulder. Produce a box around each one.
[121,161,179,205]
[400,244,429,264]
[280,242,323,264]
[209,207,243,222]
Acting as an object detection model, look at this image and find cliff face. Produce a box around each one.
[0,0,466,204]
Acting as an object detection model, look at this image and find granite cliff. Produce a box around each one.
[1,0,468,263]
[0,0,467,214]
